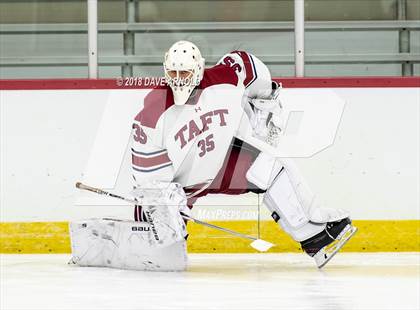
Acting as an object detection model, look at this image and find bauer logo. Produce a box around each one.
[131,226,150,232]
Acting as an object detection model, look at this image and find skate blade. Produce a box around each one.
[315,225,358,269]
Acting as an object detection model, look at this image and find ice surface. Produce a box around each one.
[1,253,419,310]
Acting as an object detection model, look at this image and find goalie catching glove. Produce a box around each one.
[246,81,287,147]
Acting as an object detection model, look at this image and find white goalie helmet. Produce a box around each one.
[164,40,205,105]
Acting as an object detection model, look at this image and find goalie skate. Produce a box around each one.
[301,218,357,268]
[314,224,357,268]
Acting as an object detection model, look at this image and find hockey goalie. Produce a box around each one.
[70,40,357,271]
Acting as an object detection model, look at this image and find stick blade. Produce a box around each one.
[250,239,274,252]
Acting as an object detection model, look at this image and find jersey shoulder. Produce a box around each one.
[228,50,258,88]
[134,85,174,129]
[200,64,239,89]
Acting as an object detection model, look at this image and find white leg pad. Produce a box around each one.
[246,152,282,190]
[263,168,325,241]
[69,219,188,271]
[247,153,349,241]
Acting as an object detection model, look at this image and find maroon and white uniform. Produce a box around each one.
[130,46,355,267]
[131,51,272,211]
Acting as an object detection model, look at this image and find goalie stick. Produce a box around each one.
[75,182,274,252]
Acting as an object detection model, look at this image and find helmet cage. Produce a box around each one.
[163,41,205,105]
